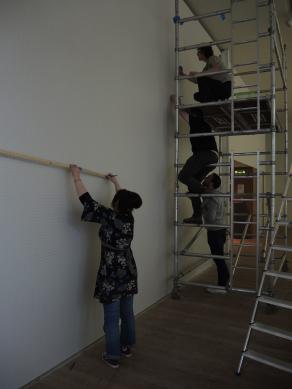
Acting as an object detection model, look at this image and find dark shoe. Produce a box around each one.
[183,216,203,224]
[121,346,132,358]
[102,352,120,368]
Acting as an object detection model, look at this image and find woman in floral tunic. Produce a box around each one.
[70,165,142,368]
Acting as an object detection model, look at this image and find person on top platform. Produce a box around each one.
[179,46,231,103]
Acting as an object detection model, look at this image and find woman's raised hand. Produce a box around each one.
[69,164,81,179]
[105,173,118,183]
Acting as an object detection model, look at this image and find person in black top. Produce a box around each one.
[70,165,142,369]
[171,95,218,223]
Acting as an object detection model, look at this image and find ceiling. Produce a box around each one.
[184,0,292,131]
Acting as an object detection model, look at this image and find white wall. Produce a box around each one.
[0,1,174,388]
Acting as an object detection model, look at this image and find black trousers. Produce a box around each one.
[178,150,218,216]
[207,229,230,287]
[195,77,231,102]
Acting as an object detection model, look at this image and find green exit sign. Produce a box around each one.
[235,169,247,176]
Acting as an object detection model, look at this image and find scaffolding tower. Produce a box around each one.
[172,0,288,296]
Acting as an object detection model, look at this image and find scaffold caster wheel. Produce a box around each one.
[171,289,181,300]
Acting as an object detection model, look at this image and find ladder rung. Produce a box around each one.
[175,192,230,198]
[178,8,231,24]
[233,266,256,271]
[258,296,292,310]
[178,69,231,81]
[233,106,257,111]
[178,99,230,110]
[251,322,292,341]
[243,350,292,374]
[179,251,230,260]
[233,221,256,225]
[265,271,292,281]
[176,222,229,228]
[235,84,257,90]
[272,245,292,253]
[177,129,272,138]
[233,243,256,247]
[233,33,270,46]
[177,38,231,52]
[276,221,292,226]
[234,61,257,68]
[175,162,230,168]
[233,17,256,24]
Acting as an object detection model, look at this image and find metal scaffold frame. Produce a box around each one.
[172,0,288,297]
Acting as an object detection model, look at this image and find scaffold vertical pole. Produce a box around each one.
[229,152,235,289]
[172,0,180,298]
[256,0,261,132]
[284,43,288,261]
[230,0,235,133]
[268,0,276,286]
[256,151,260,291]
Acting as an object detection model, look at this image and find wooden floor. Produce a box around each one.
[27,267,292,389]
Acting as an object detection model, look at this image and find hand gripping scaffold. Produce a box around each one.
[172,0,288,296]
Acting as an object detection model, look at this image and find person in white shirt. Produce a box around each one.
[202,173,230,292]
[179,46,231,103]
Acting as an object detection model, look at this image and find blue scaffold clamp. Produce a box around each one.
[173,15,184,25]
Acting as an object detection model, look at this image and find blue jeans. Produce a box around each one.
[103,295,136,360]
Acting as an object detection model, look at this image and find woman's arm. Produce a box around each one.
[179,66,198,84]
[106,174,122,193]
[70,164,88,197]
[188,70,199,84]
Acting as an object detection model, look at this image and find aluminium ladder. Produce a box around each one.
[237,164,292,375]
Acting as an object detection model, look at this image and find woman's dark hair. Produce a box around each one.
[211,173,221,189]
[198,46,214,59]
[112,189,142,213]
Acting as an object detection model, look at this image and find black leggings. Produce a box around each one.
[178,150,218,216]
[207,229,230,287]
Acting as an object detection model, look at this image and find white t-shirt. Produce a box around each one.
[203,55,231,83]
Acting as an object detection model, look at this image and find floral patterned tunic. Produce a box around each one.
[79,192,138,304]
